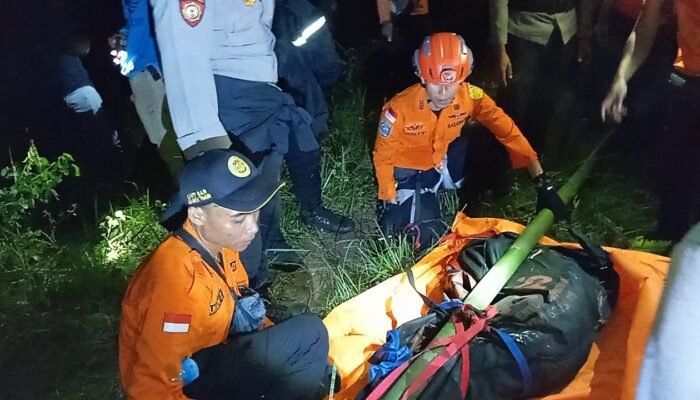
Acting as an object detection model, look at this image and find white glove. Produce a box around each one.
[64,85,103,114]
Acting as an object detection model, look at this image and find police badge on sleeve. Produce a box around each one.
[181,0,205,27]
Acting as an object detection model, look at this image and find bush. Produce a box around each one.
[0,144,79,304]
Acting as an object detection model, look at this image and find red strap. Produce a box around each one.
[400,307,495,399]
[404,223,422,251]
[457,321,470,398]
[365,358,413,400]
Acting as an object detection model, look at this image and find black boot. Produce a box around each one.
[300,206,355,234]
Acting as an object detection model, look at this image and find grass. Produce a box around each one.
[0,55,663,398]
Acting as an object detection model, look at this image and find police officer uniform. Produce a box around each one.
[150,0,354,278]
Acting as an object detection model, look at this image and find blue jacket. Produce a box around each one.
[120,0,160,78]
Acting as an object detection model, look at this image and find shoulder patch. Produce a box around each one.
[384,106,398,124]
[468,85,484,100]
[181,0,205,27]
[379,120,392,138]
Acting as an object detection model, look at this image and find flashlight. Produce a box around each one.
[110,49,135,76]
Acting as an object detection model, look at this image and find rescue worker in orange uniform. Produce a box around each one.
[373,33,565,248]
[119,150,334,399]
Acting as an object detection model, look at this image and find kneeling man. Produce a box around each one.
[374,33,565,248]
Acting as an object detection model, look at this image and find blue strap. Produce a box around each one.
[368,329,412,385]
[437,299,463,310]
[492,328,533,394]
[175,228,226,281]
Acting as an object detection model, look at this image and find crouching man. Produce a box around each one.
[119,150,331,399]
[374,32,565,249]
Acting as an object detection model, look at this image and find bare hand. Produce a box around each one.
[107,33,126,51]
[601,78,628,123]
[388,198,398,205]
[493,45,513,87]
[381,21,393,42]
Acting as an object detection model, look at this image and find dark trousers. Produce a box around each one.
[286,127,323,212]
[28,105,125,210]
[237,133,323,291]
[498,30,575,153]
[656,72,700,241]
[217,77,324,289]
[378,134,470,248]
[184,314,329,400]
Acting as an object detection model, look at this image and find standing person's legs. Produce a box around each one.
[71,109,124,184]
[239,151,284,291]
[534,32,576,160]
[129,68,167,146]
[129,68,184,180]
[656,73,700,241]
[498,34,545,143]
[184,314,330,400]
[285,132,323,213]
[287,131,355,234]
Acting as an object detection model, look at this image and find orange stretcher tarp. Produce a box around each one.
[323,213,669,400]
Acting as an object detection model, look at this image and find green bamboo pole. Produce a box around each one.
[381,136,609,400]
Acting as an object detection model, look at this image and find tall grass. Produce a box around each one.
[320,235,415,314]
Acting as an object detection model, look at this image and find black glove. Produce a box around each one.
[377,200,403,237]
[534,173,569,221]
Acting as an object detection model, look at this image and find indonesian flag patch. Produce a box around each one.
[163,313,192,333]
[384,107,398,124]
[180,0,205,27]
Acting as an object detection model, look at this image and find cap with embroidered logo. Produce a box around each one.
[160,149,283,223]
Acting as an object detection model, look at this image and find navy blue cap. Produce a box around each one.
[160,150,282,222]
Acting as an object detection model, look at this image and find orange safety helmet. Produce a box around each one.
[413,33,474,84]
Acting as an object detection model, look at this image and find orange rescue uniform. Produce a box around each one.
[373,83,538,201]
[674,0,700,76]
[119,219,249,399]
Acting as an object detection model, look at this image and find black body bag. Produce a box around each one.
[361,232,619,400]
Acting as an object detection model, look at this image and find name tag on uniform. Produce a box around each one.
[245,0,256,5]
